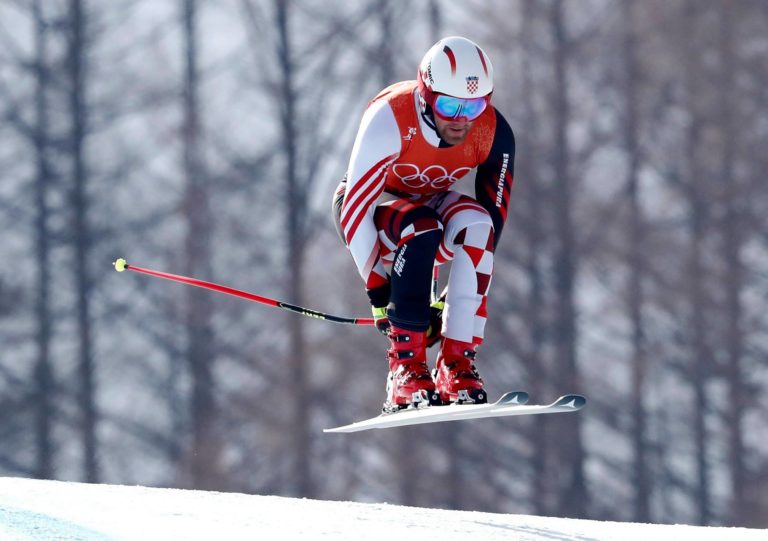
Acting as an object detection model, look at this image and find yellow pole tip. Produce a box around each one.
[114,258,127,272]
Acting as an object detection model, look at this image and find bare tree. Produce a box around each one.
[621,0,650,522]
[274,0,313,497]
[67,0,99,483]
[32,0,55,480]
[716,1,747,525]
[549,0,587,518]
[179,0,220,489]
[427,0,442,44]
[680,0,713,522]
[516,0,554,516]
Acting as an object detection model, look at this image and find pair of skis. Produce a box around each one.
[324,392,586,433]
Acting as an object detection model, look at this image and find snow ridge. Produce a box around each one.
[0,477,764,541]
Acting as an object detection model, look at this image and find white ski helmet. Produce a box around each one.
[417,36,494,104]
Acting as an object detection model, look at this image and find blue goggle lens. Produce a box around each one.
[433,95,487,121]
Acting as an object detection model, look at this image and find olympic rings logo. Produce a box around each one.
[391,163,472,189]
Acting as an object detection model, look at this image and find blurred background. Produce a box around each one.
[1,0,766,529]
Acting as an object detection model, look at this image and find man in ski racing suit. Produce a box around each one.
[332,36,516,412]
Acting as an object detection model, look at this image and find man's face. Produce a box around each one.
[434,116,473,145]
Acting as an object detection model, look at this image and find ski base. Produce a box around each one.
[324,392,585,433]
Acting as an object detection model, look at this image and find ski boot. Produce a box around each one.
[434,337,487,404]
[383,325,442,413]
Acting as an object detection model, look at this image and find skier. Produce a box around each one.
[332,36,516,412]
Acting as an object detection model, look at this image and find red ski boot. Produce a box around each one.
[434,338,487,404]
[384,326,441,413]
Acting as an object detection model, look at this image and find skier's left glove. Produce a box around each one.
[426,298,445,348]
[371,306,390,336]
[366,283,391,336]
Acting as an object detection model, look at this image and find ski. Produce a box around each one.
[324,392,585,433]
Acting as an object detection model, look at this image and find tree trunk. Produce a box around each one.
[33,0,54,480]
[181,0,218,489]
[622,0,650,522]
[68,0,98,483]
[427,0,442,44]
[550,0,586,518]
[682,0,711,523]
[376,0,394,85]
[717,1,746,525]
[275,0,312,498]
[520,0,549,516]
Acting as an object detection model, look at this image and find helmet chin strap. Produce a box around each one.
[418,92,436,127]
[421,105,437,132]
[418,90,452,147]
[421,108,454,148]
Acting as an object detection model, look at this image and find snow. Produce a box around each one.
[0,477,764,541]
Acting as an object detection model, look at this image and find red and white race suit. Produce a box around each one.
[337,81,515,344]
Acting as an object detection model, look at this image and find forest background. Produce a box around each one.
[1,0,767,529]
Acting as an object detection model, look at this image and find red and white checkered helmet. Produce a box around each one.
[417,36,494,102]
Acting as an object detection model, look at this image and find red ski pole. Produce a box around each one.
[113,258,374,326]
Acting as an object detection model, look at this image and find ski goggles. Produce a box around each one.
[431,94,489,121]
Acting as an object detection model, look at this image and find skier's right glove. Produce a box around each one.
[372,306,391,336]
[426,299,445,348]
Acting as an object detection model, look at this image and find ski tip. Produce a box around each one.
[497,391,529,406]
[552,394,587,410]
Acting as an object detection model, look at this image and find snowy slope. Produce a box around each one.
[0,477,764,541]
